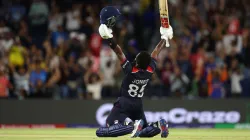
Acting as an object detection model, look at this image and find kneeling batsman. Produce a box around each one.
[96,6,173,138]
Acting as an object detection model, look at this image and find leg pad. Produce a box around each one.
[96,123,133,137]
[139,126,160,137]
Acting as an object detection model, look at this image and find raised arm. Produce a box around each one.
[151,39,166,60]
[99,24,126,63]
[108,39,126,63]
[151,26,174,59]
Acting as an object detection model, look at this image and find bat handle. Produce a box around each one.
[160,17,169,28]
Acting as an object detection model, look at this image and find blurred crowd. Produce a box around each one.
[0,0,250,100]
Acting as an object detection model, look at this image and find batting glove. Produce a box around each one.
[160,26,173,47]
[99,24,113,39]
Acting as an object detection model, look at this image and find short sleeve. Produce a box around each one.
[121,59,132,74]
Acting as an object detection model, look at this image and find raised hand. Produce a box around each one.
[160,26,173,47]
[98,24,113,39]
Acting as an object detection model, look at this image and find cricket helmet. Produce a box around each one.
[100,6,121,28]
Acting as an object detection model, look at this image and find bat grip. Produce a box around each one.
[160,17,169,28]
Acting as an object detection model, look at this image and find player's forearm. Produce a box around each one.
[114,45,126,62]
[108,39,126,62]
[151,39,166,59]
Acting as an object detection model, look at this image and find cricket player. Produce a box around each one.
[96,6,173,138]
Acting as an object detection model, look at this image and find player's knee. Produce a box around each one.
[96,123,133,137]
[139,126,161,137]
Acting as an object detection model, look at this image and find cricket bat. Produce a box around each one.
[159,0,170,28]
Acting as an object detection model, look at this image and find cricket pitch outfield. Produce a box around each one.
[0,128,250,140]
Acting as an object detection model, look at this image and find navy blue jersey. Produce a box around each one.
[119,58,157,98]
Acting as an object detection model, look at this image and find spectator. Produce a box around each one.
[45,64,61,99]
[66,53,84,98]
[29,0,49,47]
[0,64,13,98]
[0,20,11,36]
[215,47,226,68]
[43,40,60,98]
[8,0,26,24]
[58,58,69,98]
[223,34,242,55]
[0,20,13,56]
[205,53,217,74]
[88,26,102,72]
[161,61,172,95]
[149,73,163,97]
[177,47,193,77]
[56,41,69,59]
[8,37,27,67]
[29,59,47,97]
[0,32,14,55]
[68,32,87,57]
[78,49,93,69]
[242,29,250,76]
[12,66,29,99]
[29,0,49,26]
[66,4,81,32]
[49,6,64,32]
[43,40,54,63]
[207,68,226,98]
[230,59,243,97]
[51,26,68,47]
[18,20,32,48]
[28,44,39,62]
[170,65,190,97]
[85,70,103,100]
[226,46,242,71]
[188,74,200,98]
[190,47,205,81]
[100,47,116,98]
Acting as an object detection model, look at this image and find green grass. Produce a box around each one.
[0,128,250,140]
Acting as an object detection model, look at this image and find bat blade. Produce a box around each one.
[159,0,169,28]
